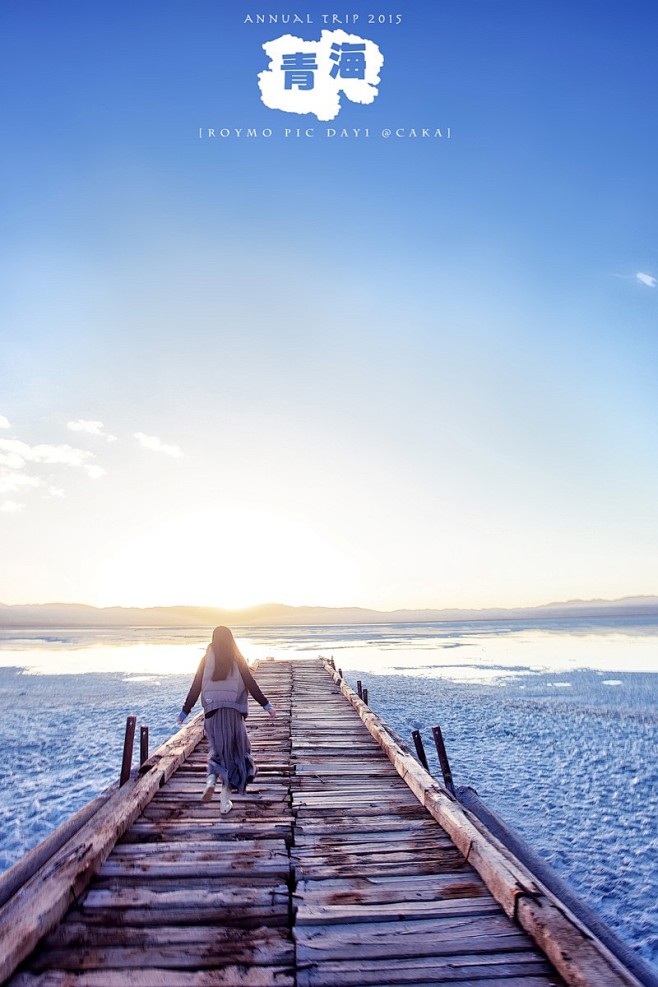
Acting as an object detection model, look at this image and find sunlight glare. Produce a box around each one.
[98,507,358,608]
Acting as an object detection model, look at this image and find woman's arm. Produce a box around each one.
[235,651,270,708]
[182,653,206,714]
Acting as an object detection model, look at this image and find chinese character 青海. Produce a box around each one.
[281,52,318,90]
[329,42,366,80]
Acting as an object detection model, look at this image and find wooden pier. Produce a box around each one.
[0,658,645,986]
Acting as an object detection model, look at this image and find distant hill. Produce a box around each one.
[1,597,657,627]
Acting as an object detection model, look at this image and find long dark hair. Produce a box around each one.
[210,625,243,681]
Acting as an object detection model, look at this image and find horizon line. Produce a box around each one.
[2,594,658,614]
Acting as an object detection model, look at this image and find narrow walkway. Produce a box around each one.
[289,661,561,987]
[8,659,564,986]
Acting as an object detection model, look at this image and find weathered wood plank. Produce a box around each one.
[295,896,503,925]
[292,847,468,870]
[296,873,488,904]
[296,952,559,987]
[292,794,419,809]
[106,838,288,857]
[99,839,289,879]
[295,915,533,963]
[40,922,291,954]
[293,832,456,852]
[150,791,290,803]
[120,822,293,844]
[293,802,425,819]
[79,885,289,924]
[11,966,295,985]
[89,875,286,892]
[70,905,290,929]
[28,931,294,969]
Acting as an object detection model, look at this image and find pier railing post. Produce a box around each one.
[411,729,429,771]
[432,724,455,795]
[140,725,149,766]
[362,687,368,705]
[356,680,363,699]
[120,715,137,786]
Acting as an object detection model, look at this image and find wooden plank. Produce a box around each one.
[80,882,289,927]
[99,857,288,880]
[296,953,558,987]
[295,764,396,775]
[292,802,426,819]
[292,794,419,809]
[136,807,294,822]
[292,847,468,870]
[295,914,533,962]
[10,970,295,986]
[25,943,294,973]
[105,838,288,858]
[296,873,488,905]
[39,923,291,954]
[295,821,442,838]
[293,832,456,851]
[89,875,286,892]
[120,822,293,844]
[295,896,503,925]
[150,791,290,803]
[70,905,289,929]
[293,858,471,881]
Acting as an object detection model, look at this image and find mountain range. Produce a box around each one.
[1,597,657,627]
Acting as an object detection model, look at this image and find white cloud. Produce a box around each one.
[0,438,94,469]
[0,416,10,429]
[67,420,117,442]
[0,437,106,505]
[0,472,41,495]
[1,500,24,513]
[636,272,657,288]
[134,432,183,457]
[0,451,25,470]
[68,419,105,435]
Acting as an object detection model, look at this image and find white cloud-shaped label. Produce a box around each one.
[258,30,384,121]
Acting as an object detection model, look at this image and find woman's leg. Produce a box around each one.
[203,715,229,801]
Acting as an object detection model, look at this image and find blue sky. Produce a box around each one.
[1,1,657,609]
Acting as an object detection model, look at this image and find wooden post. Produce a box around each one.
[411,729,429,771]
[432,724,455,795]
[356,680,363,699]
[120,715,137,786]
[139,725,149,765]
[338,668,343,679]
[362,687,369,705]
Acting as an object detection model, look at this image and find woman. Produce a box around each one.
[177,626,276,813]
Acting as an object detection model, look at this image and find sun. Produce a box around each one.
[98,507,358,609]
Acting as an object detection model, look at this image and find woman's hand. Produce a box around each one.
[264,703,276,719]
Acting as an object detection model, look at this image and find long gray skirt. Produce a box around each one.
[204,708,256,793]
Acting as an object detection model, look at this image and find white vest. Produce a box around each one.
[201,648,248,715]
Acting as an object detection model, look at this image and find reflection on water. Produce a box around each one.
[1,618,658,682]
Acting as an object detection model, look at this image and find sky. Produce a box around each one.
[1,0,658,611]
